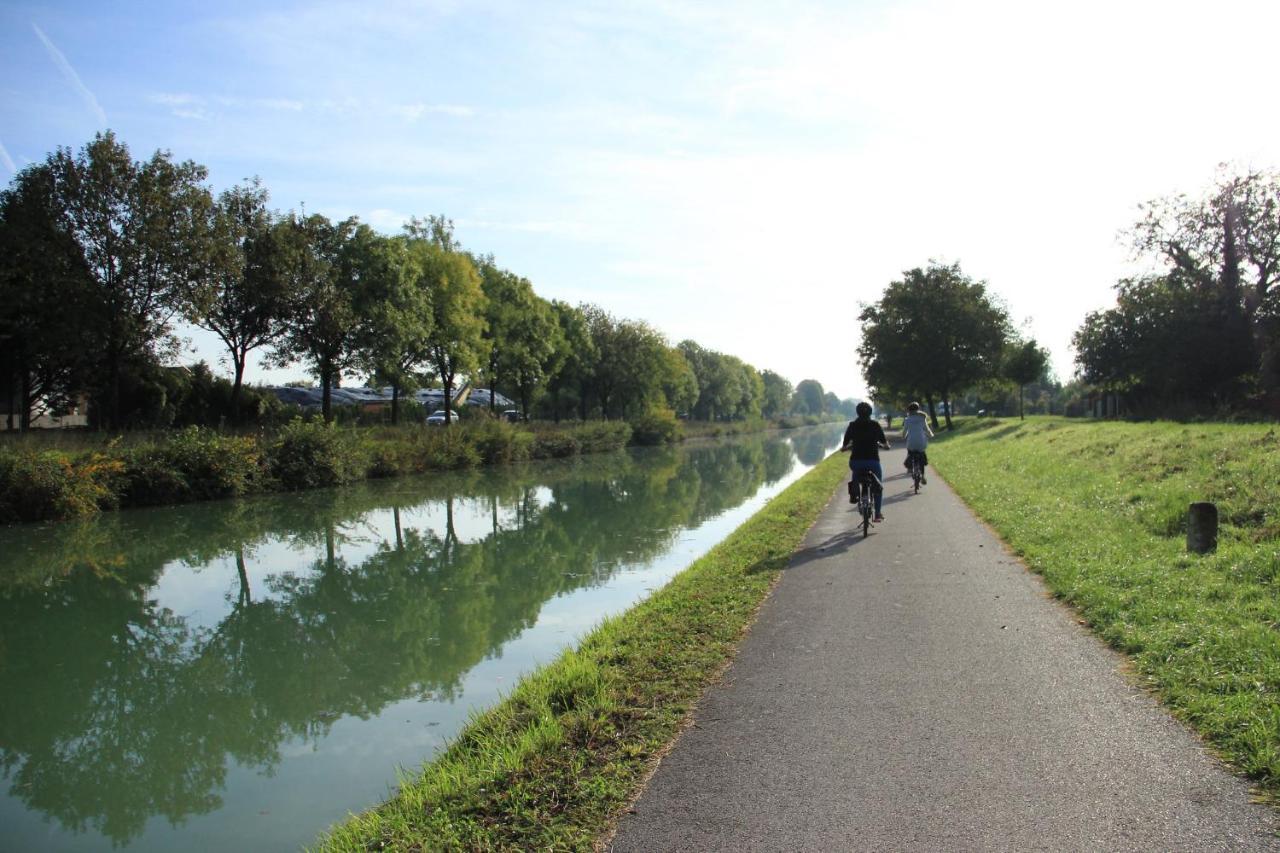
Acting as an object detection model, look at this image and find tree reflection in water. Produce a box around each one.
[0,427,838,846]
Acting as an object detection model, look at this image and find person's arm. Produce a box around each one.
[876,423,890,450]
[925,420,934,439]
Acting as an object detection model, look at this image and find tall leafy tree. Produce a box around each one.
[476,259,556,415]
[46,132,214,428]
[1126,166,1278,408]
[1003,338,1049,420]
[404,222,486,426]
[659,346,699,416]
[354,236,422,424]
[0,163,91,430]
[1073,272,1255,411]
[585,306,667,418]
[791,379,826,416]
[272,214,366,423]
[760,370,793,418]
[188,179,291,420]
[543,300,594,422]
[858,262,1010,429]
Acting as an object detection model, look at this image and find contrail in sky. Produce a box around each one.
[0,140,16,175]
[32,22,107,126]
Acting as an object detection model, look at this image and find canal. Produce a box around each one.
[0,425,843,851]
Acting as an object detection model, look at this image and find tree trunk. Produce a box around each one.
[231,350,246,424]
[1019,384,1025,420]
[490,357,498,413]
[442,371,454,426]
[5,350,16,432]
[926,396,940,431]
[391,382,400,425]
[108,348,122,431]
[943,395,954,431]
[393,506,403,551]
[321,361,333,423]
[235,548,251,606]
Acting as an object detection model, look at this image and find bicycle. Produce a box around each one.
[848,469,879,538]
[907,450,925,494]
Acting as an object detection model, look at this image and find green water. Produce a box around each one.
[0,425,842,851]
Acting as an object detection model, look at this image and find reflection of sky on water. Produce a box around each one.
[0,426,843,852]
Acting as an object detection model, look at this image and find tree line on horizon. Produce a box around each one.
[859,166,1280,424]
[1074,166,1280,418]
[0,132,855,432]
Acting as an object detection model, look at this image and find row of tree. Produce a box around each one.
[857,261,1048,428]
[0,132,852,430]
[1073,167,1280,416]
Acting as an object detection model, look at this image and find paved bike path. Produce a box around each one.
[609,465,1278,850]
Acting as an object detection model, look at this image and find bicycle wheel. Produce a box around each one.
[861,486,871,537]
[913,460,920,494]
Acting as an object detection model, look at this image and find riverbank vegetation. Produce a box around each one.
[0,413,836,525]
[314,450,849,850]
[933,417,1280,794]
[0,132,856,434]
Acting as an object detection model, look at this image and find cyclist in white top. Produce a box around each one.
[900,402,934,484]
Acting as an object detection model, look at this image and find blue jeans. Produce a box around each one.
[849,460,883,514]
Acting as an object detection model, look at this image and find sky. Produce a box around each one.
[4,0,1280,401]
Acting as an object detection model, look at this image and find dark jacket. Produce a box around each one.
[842,417,887,461]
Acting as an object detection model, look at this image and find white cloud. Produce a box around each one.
[364,208,411,231]
[32,22,107,126]
[391,102,475,121]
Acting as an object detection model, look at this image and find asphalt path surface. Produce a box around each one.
[609,460,1279,851]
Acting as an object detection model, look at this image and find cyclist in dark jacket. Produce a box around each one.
[840,401,890,521]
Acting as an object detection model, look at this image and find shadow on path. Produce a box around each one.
[784,525,873,570]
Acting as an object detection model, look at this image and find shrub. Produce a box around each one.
[468,420,534,465]
[0,451,120,523]
[629,408,683,446]
[417,427,482,470]
[268,419,364,490]
[531,431,580,459]
[570,421,632,453]
[119,427,263,506]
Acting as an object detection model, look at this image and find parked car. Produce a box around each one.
[425,409,460,426]
[500,409,521,423]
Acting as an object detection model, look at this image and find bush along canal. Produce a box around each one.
[0,424,844,852]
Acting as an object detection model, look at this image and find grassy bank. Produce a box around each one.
[314,451,850,850]
[0,414,839,525]
[932,417,1280,792]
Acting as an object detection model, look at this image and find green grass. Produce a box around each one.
[932,416,1280,791]
[314,452,851,851]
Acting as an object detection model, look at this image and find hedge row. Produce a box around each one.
[0,419,635,525]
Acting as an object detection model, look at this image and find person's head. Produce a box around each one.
[908,402,920,414]
[856,401,873,419]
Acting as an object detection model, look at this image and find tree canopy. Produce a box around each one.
[858,261,1011,428]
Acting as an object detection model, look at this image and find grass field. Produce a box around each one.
[932,417,1280,793]
[314,451,851,850]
